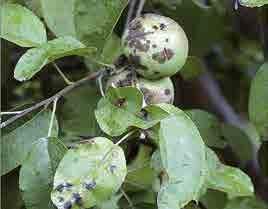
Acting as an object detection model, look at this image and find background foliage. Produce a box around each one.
[1,0,268,209]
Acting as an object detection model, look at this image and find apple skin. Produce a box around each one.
[106,70,174,105]
[122,13,189,80]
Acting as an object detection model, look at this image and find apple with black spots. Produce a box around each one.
[122,13,189,80]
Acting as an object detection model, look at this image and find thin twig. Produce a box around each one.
[97,74,105,97]
[197,71,245,129]
[124,0,137,34]
[136,0,146,17]
[121,188,135,209]
[1,111,24,115]
[258,7,268,60]
[115,130,137,145]
[100,130,137,165]
[53,62,74,85]
[1,71,101,129]
[47,98,58,137]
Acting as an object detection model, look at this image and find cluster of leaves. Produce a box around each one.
[1,0,268,209]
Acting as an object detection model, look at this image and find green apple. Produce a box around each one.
[122,13,188,79]
[106,69,174,105]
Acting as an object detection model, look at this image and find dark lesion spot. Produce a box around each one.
[116,77,132,87]
[114,54,128,68]
[165,38,169,43]
[63,201,72,209]
[158,171,165,184]
[160,23,166,30]
[152,48,174,64]
[126,20,153,53]
[129,20,143,31]
[153,25,159,30]
[164,89,171,95]
[141,88,154,104]
[127,31,153,41]
[152,52,166,64]
[109,165,117,174]
[57,197,64,202]
[114,98,127,108]
[72,193,83,205]
[84,180,97,190]
[129,54,141,65]
[137,109,149,120]
[163,48,174,60]
[152,44,157,48]
[128,39,150,52]
[55,182,73,192]
[55,184,64,192]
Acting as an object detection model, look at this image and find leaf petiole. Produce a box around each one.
[120,188,135,209]
[53,62,74,85]
[47,98,58,137]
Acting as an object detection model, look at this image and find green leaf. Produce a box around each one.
[151,150,167,193]
[1,169,24,209]
[40,0,76,37]
[106,87,144,113]
[47,137,69,172]
[239,0,268,7]
[51,137,127,209]
[180,57,205,80]
[1,109,58,175]
[14,36,96,81]
[125,145,154,192]
[184,202,202,209]
[95,87,169,136]
[24,0,43,17]
[249,62,268,137]
[95,87,144,136]
[41,0,127,54]
[157,104,206,209]
[85,34,123,71]
[258,141,268,177]
[151,150,164,175]
[44,36,95,60]
[59,84,102,143]
[224,197,268,209]
[19,137,67,209]
[221,124,255,164]
[73,0,128,53]
[205,148,254,198]
[97,194,122,209]
[95,97,144,136]
[0,3,47,47]
[131,191,157,207]
[186,109,226,148]
[14,47,49,81]
[200,189,227,209]
[100,34,123,66]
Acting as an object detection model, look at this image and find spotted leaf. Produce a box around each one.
[51,137,127,209]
